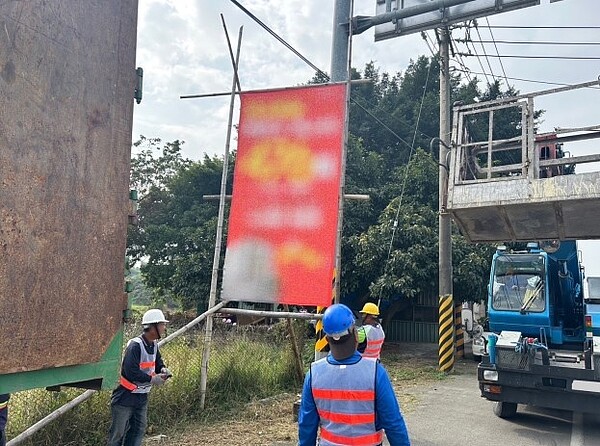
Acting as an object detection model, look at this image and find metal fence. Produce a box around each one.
[6,311,313,445]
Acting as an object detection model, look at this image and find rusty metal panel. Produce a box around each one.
[0,1,138,373]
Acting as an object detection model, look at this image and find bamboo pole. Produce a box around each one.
[199,17,243,410]
[219,308,322,320]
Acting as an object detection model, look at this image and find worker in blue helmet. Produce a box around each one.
[298,304,411,446]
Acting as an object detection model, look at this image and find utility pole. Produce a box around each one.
[438,27,454,373]
[315,0,352,362]
[331,0,351,308]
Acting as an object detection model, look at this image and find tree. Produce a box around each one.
[128,137,231,310]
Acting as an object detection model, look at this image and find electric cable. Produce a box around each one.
[421,31,438,58]
[463,26,492,85]
[229,0,328,79]
[480,25,600,29]
[378,55,434,307]
[465,39,600,46]
[460,54,600,60]
[485,17,510,88]
[474,21,497,84]
[452,68,600,89]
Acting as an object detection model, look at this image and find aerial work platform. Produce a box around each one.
[446,79,600,243]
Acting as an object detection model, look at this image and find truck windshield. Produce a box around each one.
[491,254,545,312]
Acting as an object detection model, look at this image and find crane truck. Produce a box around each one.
[477,240,600,417]
[444,80,600,418]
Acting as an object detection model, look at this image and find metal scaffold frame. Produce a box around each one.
[447,78,600,243]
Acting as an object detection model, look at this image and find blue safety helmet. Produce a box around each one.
[322,304,355,340]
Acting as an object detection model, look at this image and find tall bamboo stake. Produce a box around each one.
[199,18,243,410]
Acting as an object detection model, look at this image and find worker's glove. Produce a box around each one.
[150,374,166,387]
[161,367,172,378]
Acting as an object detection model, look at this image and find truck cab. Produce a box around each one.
[488,241,585,348]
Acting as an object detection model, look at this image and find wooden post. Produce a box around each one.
[284,305,305,383]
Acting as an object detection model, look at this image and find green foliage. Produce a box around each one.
[127,268,153,306]
[128,137,231,310]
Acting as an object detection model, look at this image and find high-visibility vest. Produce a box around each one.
[362,324,385,360]
[311,357,383,446]
[119,337,157,394]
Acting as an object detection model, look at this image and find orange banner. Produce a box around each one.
[222,84,346,306]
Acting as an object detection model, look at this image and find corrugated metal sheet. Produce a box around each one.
[387,321,439,343]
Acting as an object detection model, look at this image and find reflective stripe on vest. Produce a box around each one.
[362,324,385,360]
[0,401,7,411]
[120,337,157,394]
[311,357,383,446]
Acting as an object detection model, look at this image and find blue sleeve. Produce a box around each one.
[297,370,319,446]
[375,364,411,446]
[122,342,151,384]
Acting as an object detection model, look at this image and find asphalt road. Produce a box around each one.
[401,357,600,446]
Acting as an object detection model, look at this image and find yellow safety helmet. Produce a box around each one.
[360,302,380,316]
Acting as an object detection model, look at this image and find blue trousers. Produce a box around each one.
[0,429,5,446]
[107,402,148,446]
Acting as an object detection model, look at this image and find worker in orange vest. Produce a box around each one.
[357,302,385,361]
[298,304,410,446]
[107,309,172,446]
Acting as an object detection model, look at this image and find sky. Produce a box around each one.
[132,0,600,274]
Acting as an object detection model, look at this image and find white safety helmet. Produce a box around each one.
[142,309,169,326]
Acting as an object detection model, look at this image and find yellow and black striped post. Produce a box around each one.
[314,305,330,360]
[454,302,464,359]
[314,269,336,360]
[438,294,455,372]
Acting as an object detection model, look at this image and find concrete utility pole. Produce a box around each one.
[331,0,351,307]
[438,27,454,373]
[314,0,352,363]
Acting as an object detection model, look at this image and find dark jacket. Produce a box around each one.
[0,393,9,431]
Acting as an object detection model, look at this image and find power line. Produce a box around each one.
[480,25,600,30]
[228,0,328,79]
[464,39,600,46]
[452,68,600,89]
[485,17,509,88]
[460,54,600,60]
[421,31,438,59]
[474,22,496,82]
[463,34,492,85]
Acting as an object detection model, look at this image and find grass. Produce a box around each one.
[7,322,307,445]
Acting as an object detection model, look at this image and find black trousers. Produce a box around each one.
[1,428,6,446]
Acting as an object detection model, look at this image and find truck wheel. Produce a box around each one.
[493,402,517,418]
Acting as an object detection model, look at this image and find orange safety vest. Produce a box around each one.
[311,357,383,446]
[362,324,385,360]
[119,337,157,394]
